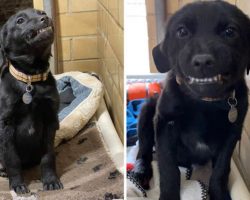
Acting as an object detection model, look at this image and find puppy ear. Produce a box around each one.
[0,45,6,67]
[246,18,250,75]
[152,43,170,73]
[0,45,8,77]
[0,28,8,76]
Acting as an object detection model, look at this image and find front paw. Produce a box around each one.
[130,159,153,190]
[10,182,30,194]
[43,176,63,191]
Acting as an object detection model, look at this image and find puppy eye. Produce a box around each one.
[16,17,24,24]
[223,27,238,38]
[176,27,190,39]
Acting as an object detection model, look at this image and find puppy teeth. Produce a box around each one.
[37,26,52,34]
[188,74,223,84]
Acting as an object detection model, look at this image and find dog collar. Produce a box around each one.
[9,64,49,83]
[9,63,50,105]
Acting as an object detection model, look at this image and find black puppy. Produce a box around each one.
[133,1,250,200]
[0,9,63,193]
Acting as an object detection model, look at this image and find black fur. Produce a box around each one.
[0,8,63,193]
[133,1,250,200]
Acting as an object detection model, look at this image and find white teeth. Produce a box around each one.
[37,26,52,34]
[189,77,194,84]
[188,74,222,84]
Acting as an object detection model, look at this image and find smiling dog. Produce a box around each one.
[132,1,250,200]
[0,9,63,193]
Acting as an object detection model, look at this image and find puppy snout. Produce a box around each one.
[40,16,48,23]
[192,54,215,68]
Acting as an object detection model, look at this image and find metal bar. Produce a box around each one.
[43,0,59,74]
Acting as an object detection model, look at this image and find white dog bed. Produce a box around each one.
[54,72,103,147]
[127,143,250,200]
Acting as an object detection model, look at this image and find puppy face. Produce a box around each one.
[154,1,250,99]
[0,8,54,68]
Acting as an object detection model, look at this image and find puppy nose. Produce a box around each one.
[192,54,215,68]
[40,16,48,23]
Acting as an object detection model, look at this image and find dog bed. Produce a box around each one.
[0,119,123,200]
[54,71,103,147]
[127,151,249,200]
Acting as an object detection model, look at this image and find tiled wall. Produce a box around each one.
[33,0,99,74]
[56,0,99,73]
[97,0,124,141]
[165,0,250,14]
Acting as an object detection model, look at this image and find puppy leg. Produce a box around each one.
[0,121,29,194]
[0,122,29,194]
[5,146,29,194]
[155,115,180,200]
[132,97,157,189]
[41,120,63,191]
[209,132,239,200]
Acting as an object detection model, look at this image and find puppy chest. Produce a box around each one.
[16,114,43,136]
[177,115,230,158]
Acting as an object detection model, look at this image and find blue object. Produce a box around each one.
[56,76,92,122]
[127,99,146,146]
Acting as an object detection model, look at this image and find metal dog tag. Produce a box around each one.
[228,106,238,123]
[227,90,238,123]
[22,92,32,104]
[22,84,33,104]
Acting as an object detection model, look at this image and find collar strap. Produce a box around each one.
[9,64,49,83]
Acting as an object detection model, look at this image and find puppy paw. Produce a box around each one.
[43,177,63,191]
[130,159,153,190]
[11,183,30,194]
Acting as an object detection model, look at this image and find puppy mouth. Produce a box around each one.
[37,26,52,35]
[26,26,53,40]
[187,74,230,85]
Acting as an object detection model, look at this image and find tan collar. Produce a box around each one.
[9,64,49,83]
